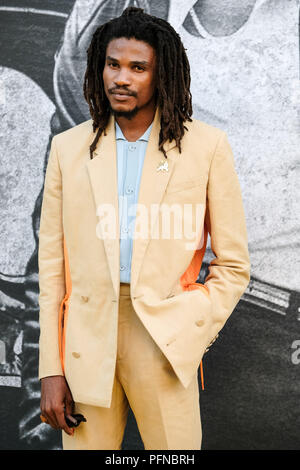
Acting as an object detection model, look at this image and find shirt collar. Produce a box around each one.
[115,120,153,142]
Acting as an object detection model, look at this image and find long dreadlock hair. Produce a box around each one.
[83,6,193,160]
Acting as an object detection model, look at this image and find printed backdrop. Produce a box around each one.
[0,0,299,449]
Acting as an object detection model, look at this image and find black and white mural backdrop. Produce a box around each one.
[0,0,299,450]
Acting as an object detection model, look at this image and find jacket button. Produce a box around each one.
[195,319,204,327]
[80,295,89,302]
[72,352,80,358]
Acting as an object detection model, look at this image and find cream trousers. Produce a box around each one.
[62,282,202,450]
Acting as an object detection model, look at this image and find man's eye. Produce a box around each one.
[107,63,143,71]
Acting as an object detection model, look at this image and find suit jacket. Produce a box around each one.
[38,106,250,407]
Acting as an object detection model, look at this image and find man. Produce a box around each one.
[38,7,250,450]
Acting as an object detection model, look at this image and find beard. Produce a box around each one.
[108,102,139,120]
[107,90,158,120]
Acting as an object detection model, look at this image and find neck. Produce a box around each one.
[114,101,157,142]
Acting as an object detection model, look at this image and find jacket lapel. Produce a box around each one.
[86,106,179,298]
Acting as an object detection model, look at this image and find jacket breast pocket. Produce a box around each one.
[165,178,205,195]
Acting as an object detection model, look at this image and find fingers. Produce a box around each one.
[64,391,76,431]
[40,376,75,435]
[41,406,60,430]
[41,404,74,436]
[65,392,74,417]
[56,408,74,436]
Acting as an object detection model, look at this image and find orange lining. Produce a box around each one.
[200,360,204,391]
[58,235,72,374]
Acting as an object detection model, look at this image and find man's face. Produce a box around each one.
[102,37,157,119]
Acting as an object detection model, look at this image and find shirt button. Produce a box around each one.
[128,144,136,151]
[125,187,134,194]
[120,265,126,271]
[122,227,129,233]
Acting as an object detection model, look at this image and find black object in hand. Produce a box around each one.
[65,413,87,428]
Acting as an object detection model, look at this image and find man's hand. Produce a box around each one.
[40,375,75,436]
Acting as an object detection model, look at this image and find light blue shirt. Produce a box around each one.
[116,119,153,284]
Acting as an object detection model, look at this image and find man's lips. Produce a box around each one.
[111,91,133,101]
[111,90,132,95]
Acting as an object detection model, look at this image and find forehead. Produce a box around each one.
[105,37,156,62]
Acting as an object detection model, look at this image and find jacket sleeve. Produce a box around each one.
[38,135,65,379]
[203,131,251,349]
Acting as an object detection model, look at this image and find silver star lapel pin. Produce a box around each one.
[156,159,169,172]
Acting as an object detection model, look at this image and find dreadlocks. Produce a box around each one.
[83,6,193,160]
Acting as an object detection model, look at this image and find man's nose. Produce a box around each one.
[114,68,131,86]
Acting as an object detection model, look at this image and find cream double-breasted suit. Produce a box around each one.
[38,106,250,409]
